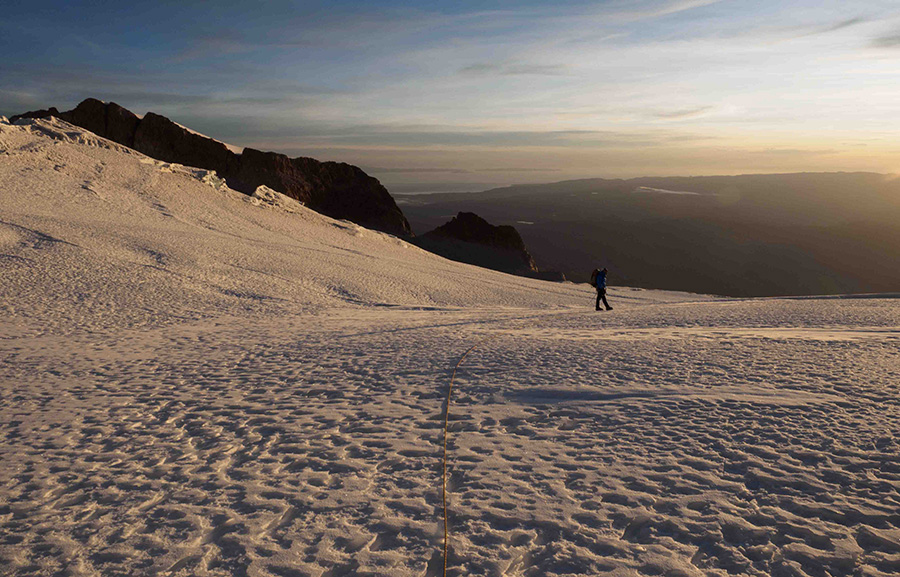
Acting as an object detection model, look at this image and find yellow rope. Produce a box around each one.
[442,336,498,576]
[439,308,585,574]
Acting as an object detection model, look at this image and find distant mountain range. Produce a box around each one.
[399,174,900,296]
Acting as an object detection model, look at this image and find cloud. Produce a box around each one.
[459,62,567,76]
[654,106,714,119]
[787,16,869,40]
[241,125,704,152]
[599,0,722,24]
[350,165,561,175]
[872,32,900,48]
[173,32,255,62]
[476,167,561,172]
[0,60,352,118]
[821,17,868,34]
[635,0,723,20]
[363,167,471,174]
[168,7,462,62]
[749,148,838,157]
[0,88,40,106]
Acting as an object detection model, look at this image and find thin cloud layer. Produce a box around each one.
[459,63,568,76]
[872,32,900,47]
[2,0,900,184]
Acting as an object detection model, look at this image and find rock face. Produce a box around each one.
[9,107,61,123]
[412,212,540,275]
[132,111,233,173]
[11,99,411,236]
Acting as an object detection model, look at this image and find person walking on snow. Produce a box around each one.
[591,267,613,311]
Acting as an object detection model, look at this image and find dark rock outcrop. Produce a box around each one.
[428,211,535,254]
[133,111,236,176]
[10,107,60,123]
[412,212,540,275]
[105,102,141,148]
[11,99,411,236]
[60,98,107,138]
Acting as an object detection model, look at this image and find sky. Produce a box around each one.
[3,0,900,192]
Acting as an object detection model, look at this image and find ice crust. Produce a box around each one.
[250,184,304,212]
[1,118,899,577]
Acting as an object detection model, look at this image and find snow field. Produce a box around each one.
[2,302,898,576]
[1,117,899,577]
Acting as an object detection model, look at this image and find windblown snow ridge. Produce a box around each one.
[11,98,412,236]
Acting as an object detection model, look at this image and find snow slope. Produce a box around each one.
[1,117,899,577]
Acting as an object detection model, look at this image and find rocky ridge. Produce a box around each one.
[11,99,411,236]
[411,211,544,276]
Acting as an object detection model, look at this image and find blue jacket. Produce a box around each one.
[596,270,607,289]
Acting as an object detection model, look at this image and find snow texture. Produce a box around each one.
[1,117,899,577]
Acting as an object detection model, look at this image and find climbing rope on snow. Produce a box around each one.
[441,336,497,577]
[442,342,478,575]
[438,307,590,575]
